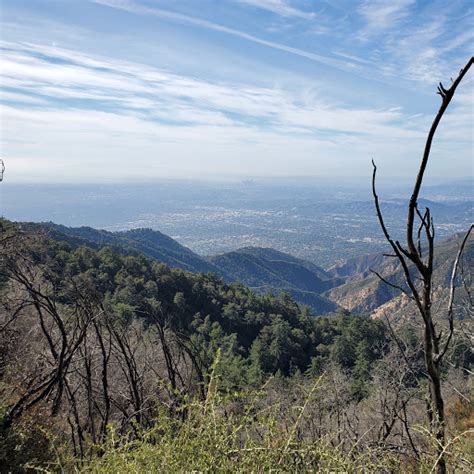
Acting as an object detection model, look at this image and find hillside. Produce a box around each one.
[1,221,472,473]
[325,232,473,318]
[232,247,332,281]
[0,218,387,385]
[371,233,473,321]
[20,221,225,276]
[327,252,388,279]
[209,247,339,313]
[13,221,472,318]
[20,222,338,314]
[3,218,423,473]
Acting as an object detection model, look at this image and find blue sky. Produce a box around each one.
[0,0,472,182]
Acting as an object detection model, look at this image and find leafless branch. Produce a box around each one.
[436,224,473,363]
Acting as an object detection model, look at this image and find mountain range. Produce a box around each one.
[18,221,472,317]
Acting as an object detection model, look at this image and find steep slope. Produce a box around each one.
[326,252,388,280]
[371,233,473,321]
[209,247,339,313]
[235,247,332,281]
[325,233,473,317]
[20,222,337,313]
[21,222,223,275]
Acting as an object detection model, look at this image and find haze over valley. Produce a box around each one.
[3,177,472,267]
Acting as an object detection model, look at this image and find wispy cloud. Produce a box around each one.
[353,1,474,86]
[358,0,415,36]
[3,40,454,181]
[384,14,473,85]
[90,0,473,89]
[91,0,355,72]
[237,0,316,19]
[0,1,472,182]
[0,41,425,137]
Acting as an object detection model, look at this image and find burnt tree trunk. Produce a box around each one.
[372,56,473,474]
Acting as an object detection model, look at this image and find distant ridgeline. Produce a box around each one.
[17,221,340,314]
[14,219,473,320]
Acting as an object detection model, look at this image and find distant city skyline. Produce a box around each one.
[0,0,473,182]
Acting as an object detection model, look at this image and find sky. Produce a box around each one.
[0,0,473,182]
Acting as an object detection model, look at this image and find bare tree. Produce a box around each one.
[0,227,97,430]
[371,56,473,473]
[0,221,207,459]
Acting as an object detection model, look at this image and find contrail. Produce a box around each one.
[91,0,357,72]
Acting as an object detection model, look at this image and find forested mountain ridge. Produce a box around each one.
[17,221,339,314]
[0,218,389,395]
[12,220,472,319]
[226,246,332,280]
[208,248,339,313]
[19,221,226,275]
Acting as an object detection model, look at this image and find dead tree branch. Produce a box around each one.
[371,56,473,474]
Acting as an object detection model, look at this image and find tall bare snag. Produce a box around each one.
[371,56,473,474]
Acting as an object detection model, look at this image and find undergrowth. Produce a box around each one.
[33,356,472,473]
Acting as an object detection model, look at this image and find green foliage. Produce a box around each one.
[23,221,341,314]
[71,386,402,474]
[1,220,472,473]
[63,376,472,474]
[0,401,53,473]
[1,221,389,392]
